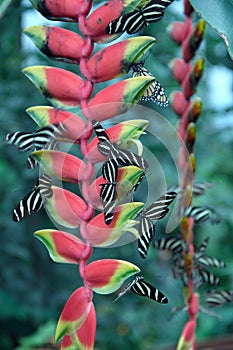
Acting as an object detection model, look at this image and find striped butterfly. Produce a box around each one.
[206,290,233,308]
[92,120,148,224]
[195,255,226,269]
[92,120,149,173]
[12,174,53,222]
[179,266,220,289]
[185,206,221,225]
[197,270,220,288]
[154,237,184,255]
[4,124,66,169]
[170,182,213,199]
[131,62,169,107]
[92,120,120,163]
[106,0,174,35]
[115,276,168,304]
[92,121,119,225]
[100,159,119,225]
[138,191,177,258]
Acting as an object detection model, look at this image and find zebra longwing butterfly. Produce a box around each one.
[170,182,213,199]
[4,125,65,152]
[154,237,183,255]
[185,206,221,225]
[92,120,148,224]
[206,290,233,308]
[106,0,174,35]
[115,276,168,303]
[198,270,220,288]
[12,174,52,222]
[100,159,118,225]
[131,62,169,106]
[138,191,177,258]
[4,124,66,169]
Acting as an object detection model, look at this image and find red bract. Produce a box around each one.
[24,26,86,62]
[32,150,92,183]
[85,36,155,83]
[55,287,93,343]
[23,66,88,108]
[30,0,91,21]
[45,186,90,228]
[87,77,155,121]
[84,259,140,294]
[34,229,88,264]
[26,106,88,142]
[61,303,96,350]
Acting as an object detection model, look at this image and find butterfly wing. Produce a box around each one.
[4,131,35,152]
[117,148,148,171]
[138,216,154,258]
[100,183,117,225]
[154,237,183,255]
[12,187,43,222]
[130,278,168,303]
[206,290,233,308]
[145,191,176,220]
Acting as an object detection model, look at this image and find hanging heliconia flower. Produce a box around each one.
[4,0,228,348]
[2,0,180,348]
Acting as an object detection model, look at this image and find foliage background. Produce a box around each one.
[0,0,232,349]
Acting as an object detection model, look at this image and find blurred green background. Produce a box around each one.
[0,1,232,349]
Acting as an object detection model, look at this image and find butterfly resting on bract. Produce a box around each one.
[92,120,149,225]
[131,62,169,107]
[12,174,53,222]
[114,275,168,304]
[105,0,174,35]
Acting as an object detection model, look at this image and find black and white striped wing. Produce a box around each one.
[106,0,174,35]
[12,187,43,222]
[114,276,144,301]
[100,183,117,225]
[33,126,57,149]
[144,191,177,220]
[106,10,145,35]
[185,206,221,225]
[197,237,209,254]
[38,174,53,198]
[131,277,168,303]
[92,120,110,143]
[117,148,149,171]
[199,270,220,287]
[206,290,233,308]
[193,237,210,260]
[143,0,174,24]
[196,255,226,269]
[4,131,36,152]
[192,182,213,196]
[12,174,52,222]
[154,237,183,255]
[102,159,118,183]
[138,216,154,258]
[101,160,118,225]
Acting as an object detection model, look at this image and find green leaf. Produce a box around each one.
[190,0,233,60]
